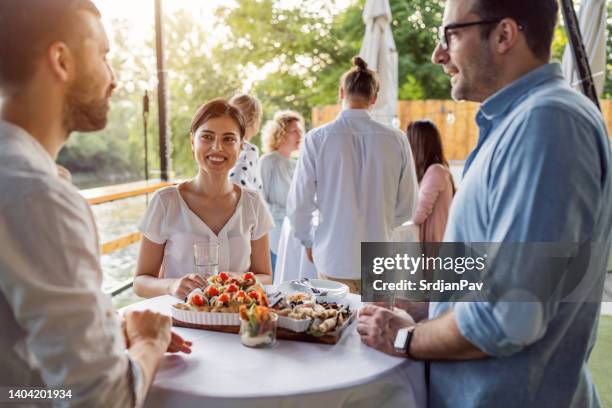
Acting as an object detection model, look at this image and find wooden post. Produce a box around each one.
[155,0,172,180]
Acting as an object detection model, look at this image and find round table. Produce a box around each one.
[122,294,426,408]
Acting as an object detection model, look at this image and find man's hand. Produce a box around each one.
[305,247,314,263]
[123,316,191,354]
[167,331,192,354]
[168,273,206,299]
[124,310,172,352]
[393,299,429,322]
[357,304,415,357]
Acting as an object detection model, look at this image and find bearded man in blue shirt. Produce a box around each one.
[357,0,612,406]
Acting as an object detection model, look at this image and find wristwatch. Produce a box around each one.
[394,326,416,356]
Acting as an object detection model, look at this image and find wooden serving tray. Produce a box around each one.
[172,312,355,345]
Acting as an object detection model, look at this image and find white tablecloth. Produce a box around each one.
[274,217,420,285]
[121,294,426,408]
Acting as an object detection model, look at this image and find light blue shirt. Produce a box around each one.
[429,64,612,407]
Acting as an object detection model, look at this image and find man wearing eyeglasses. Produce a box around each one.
[357,0,611,407]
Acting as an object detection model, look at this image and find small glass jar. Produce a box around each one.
[239,312,278,348]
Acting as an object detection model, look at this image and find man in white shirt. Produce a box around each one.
[0,1,190,406]
[287,57,418,292]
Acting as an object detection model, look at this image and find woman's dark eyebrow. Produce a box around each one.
[223,132,238,137]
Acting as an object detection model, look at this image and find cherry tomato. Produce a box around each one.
[192,293,205,307]
[243,272,255,280]
[248,291,259,300]
[219,272,230,282]
[227,284,238,293]
[236,290,246,298]
[218,293,230,303]
[206,286,219,297]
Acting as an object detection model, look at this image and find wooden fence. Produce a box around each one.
[312,100,612,161]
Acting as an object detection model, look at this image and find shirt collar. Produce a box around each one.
[479,63,565,121]
[0,120,58,177]
[338,109,372,120]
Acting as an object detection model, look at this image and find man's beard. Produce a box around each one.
[63,75,111,133]
[452,43,498,103]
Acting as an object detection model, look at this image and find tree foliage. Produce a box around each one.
[58,0,611,186]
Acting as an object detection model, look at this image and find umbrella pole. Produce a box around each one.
[560,0,601,111]
[155,0,172,181]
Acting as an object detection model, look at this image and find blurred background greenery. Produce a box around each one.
[58,0,612,187]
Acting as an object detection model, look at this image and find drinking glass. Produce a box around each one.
[193,241,219,278]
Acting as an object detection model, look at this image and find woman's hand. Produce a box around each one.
[168,274,207,299]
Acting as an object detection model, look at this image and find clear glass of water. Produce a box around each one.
[193,241,219,278]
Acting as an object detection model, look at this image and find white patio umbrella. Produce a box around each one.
[561,0,608,98]
[359,0,398,127]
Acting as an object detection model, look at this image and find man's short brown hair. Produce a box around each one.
[472,0,559,60]
[0,0,100,92]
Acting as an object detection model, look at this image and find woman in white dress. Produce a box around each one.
[259,111,304,269]
[134,99,274,299]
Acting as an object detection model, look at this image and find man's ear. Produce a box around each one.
[370,93,378,106]
[339,86,345,101]
[47,42,74,83]
[494,18,522,55]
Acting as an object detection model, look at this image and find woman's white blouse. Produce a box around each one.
[138,186,274,279]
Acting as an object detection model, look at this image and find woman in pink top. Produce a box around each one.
[407,120,455,243]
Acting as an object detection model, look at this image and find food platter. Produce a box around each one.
[172,312,355,345]
[171,274,355,345]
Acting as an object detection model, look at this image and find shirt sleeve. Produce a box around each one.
[454,106,604,357]
[0,185,143,406]
[396,134,419,226]
[251,192,275,241]
[230,144,262,191]
[137,190,167,244]
[287,131,318,248]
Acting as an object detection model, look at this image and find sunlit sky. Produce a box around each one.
[93,0,355,91]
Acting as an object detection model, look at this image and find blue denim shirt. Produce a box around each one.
[429,63,612,408]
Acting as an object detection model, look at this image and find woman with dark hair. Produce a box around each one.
[407,120,454,243]
[134,99,274,299]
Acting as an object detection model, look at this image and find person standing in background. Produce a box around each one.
[260,110,305,272]
[407,120,455,243]
[229,94,263,191]
[287,56,419,294]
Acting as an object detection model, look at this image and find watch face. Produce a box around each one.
[394,327,409,351]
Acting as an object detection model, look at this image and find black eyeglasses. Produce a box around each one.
[438,18,525,50]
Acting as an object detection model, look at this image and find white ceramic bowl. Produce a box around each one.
[171,305,240,326]
[277,315,311,332]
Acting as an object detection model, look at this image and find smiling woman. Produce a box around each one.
[133,99,274,300]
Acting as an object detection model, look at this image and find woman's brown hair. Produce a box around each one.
[340,56,380,102]
[190,99,246,139]
[406,120,455,192]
